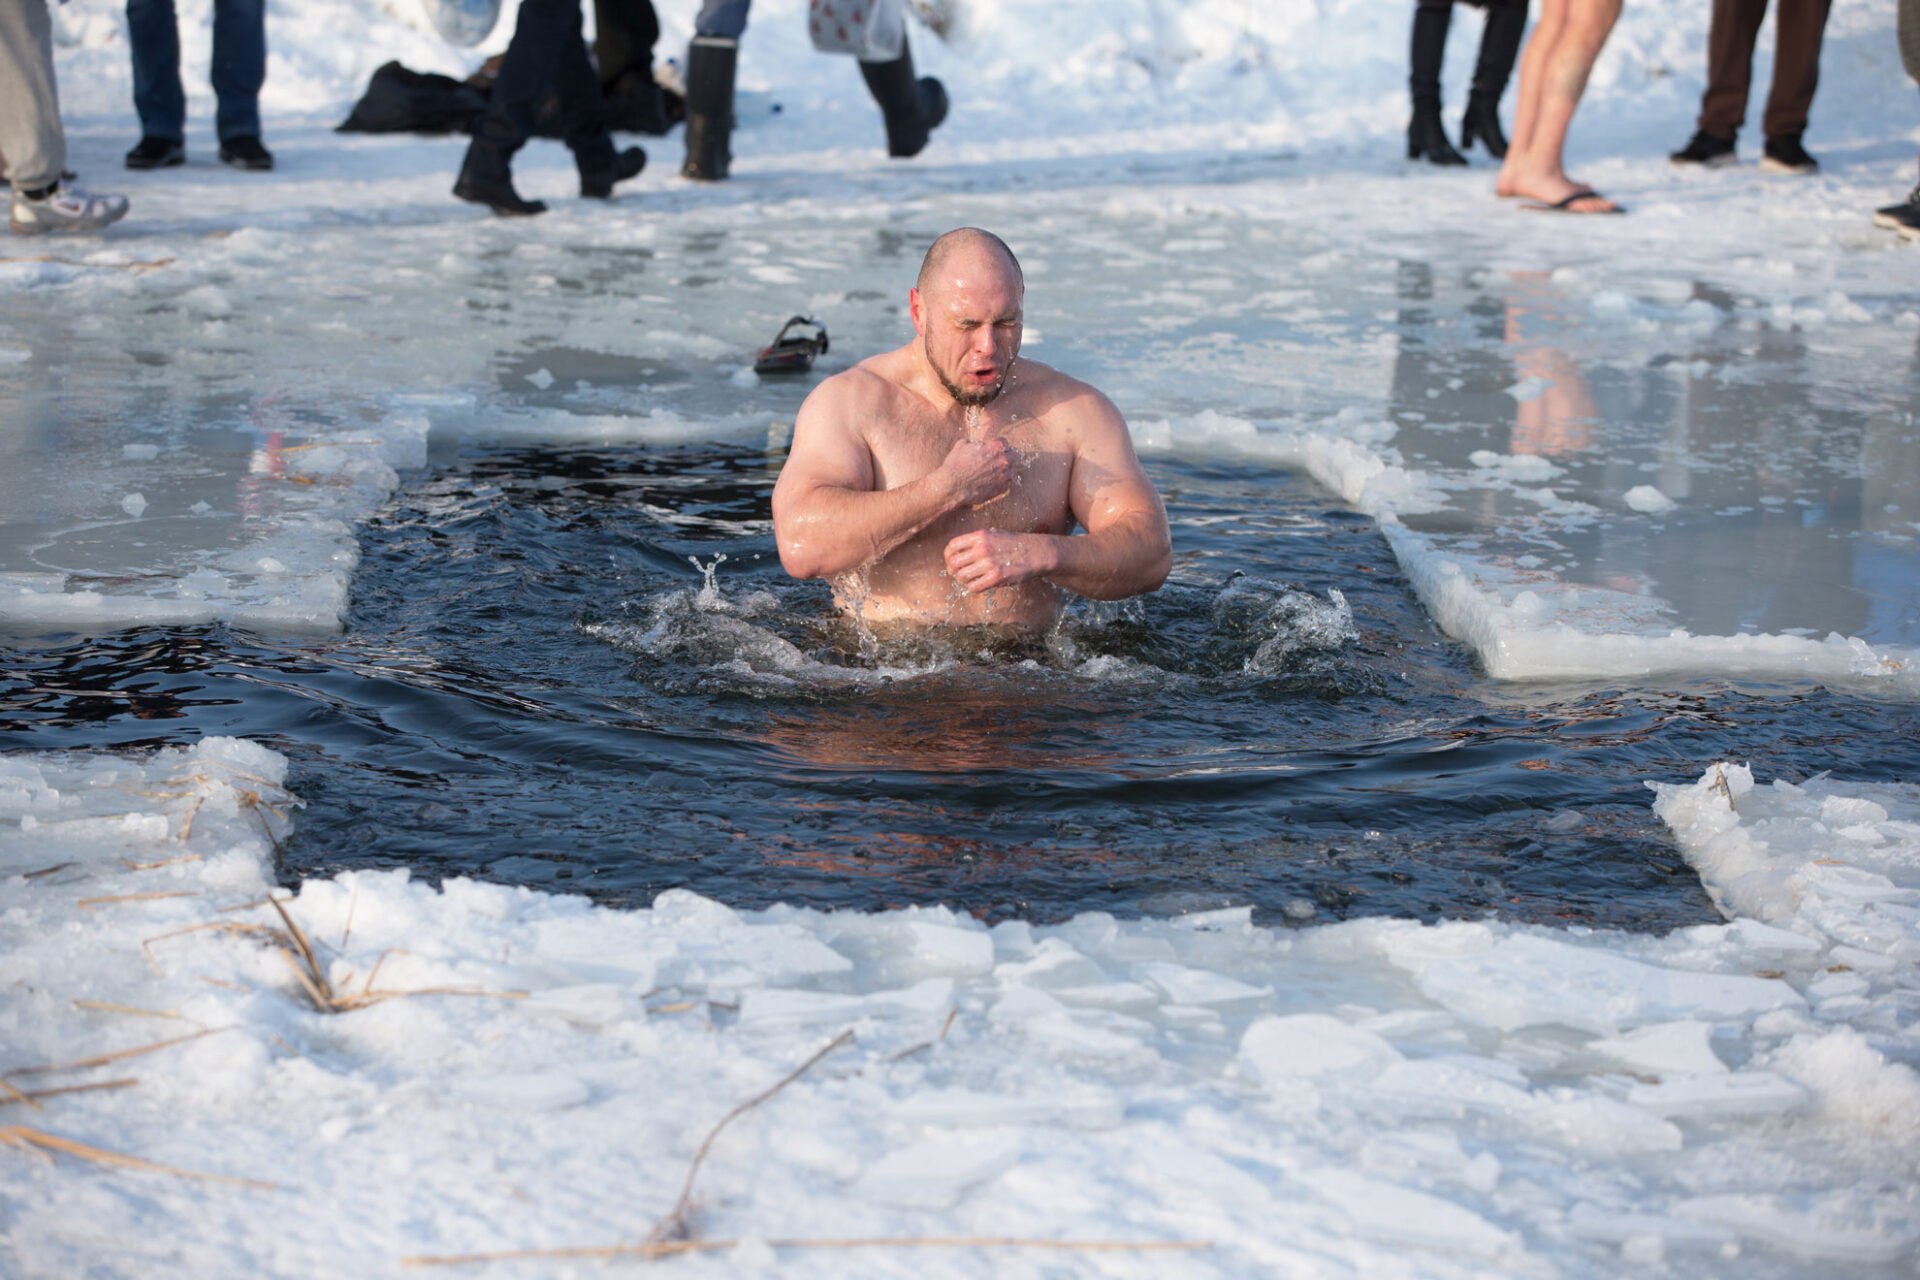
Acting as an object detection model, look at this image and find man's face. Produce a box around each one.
[912,255,1023,409]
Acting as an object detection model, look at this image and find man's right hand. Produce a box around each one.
[942,437,1015,509]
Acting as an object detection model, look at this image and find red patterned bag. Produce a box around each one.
[807,0,905,60]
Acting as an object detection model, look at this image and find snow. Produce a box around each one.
[2,0,1918,1274]
[6,742,1920,1275]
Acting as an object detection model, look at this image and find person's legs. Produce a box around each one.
[1501,0,1563,170]
[593,0,670,133]
[209,0,266,142]
[552,14,645,194]
[591,0,657,88]
[125,0,186,142]
[1461,0,1528,157]
[0,0,67,190]
[1758,0,1829,141]
[1496,0,1623,209]
[682,0,748,178]
[1697,0,1766,140]
[1409,1,1468,165]
[456,0,581,213]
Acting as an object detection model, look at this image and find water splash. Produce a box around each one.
[689,553,730,609]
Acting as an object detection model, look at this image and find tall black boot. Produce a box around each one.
[454,119,547,215]
[680,36,736,181]
[1408,3,1467,166]
[1461,2,1526,157]
[858,34,948,158]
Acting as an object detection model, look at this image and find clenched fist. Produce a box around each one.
[944,527,1056,593]
[940,437,1015,509]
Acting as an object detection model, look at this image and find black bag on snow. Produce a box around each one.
[336,61,490,134]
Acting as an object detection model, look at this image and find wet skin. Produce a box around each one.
[771,235,1171,630]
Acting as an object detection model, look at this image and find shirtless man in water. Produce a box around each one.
[771,227,1171,630]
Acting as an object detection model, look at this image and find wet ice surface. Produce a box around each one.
[3,183,1916,685]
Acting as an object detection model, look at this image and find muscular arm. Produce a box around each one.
[771,373,1012,580]
[943,388,1171,600]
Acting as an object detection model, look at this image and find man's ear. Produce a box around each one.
[908,287,925,337]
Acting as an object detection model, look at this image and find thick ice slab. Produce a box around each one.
[3,742,1917,1276]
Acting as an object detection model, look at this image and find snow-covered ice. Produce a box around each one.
[4,742,1920,1276]
[3,0,1918,1274]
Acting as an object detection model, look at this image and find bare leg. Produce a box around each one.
[1497,0,1623,209]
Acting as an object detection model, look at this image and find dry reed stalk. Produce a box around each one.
[73,1001,188,1023]
[201,977,249,992]
[78,891,199,910]
[0,255,173,272]
[0,1077,41,1111]
[121,853,202,871]
[0,1079,137,1106]
[177,794,205,842]
[888,1006,960,1062]
[265,894,333,1008]
[404,1235,1211,1267]
[7,1026,230,1076]
[1,1124,276,1189]
[22,862,77,880]
[647,1028,855,1245]
[327,987,527,1012]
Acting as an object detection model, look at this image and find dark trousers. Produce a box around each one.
[126,0,265,141]
[592,0,659,90]
[473,0,610,165]
[1696,0,1832,141]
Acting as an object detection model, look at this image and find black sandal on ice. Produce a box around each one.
[753,315,829,375]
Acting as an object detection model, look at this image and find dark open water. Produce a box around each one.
[5,443,1915,930]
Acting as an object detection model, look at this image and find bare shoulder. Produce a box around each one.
[1015,358,1128,443]
[797,348,913,436]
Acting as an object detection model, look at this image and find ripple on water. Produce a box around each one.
[9,443,1909,932]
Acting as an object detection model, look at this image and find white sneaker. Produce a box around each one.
[9,182,131,235]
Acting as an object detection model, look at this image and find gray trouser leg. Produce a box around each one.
[0,0,66,189]
[694,0,748,38]
[1902,0,1920,86]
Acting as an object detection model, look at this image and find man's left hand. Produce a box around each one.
[943,528,1054,593]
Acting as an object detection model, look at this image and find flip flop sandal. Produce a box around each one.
[1520,188,1625,214]
[753,315,830,375]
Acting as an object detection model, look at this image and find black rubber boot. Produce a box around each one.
[681,36,736,181]
[454,125,547,215]
[1408,5,1467,166]
[859,35,948,158]
[580,145,646,197]
[1460,3,1525,158]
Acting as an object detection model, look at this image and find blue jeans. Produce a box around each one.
[695,0,749,38]
[126,0,266,142]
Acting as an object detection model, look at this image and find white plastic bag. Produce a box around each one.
[808,0,906,61]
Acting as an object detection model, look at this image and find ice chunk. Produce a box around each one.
[1624,485,1676,513]
[1240,1013,1401,1083]
[1626,1070,1805,1118]
[1312,1170,1521,1259]
[450,1072,590,1111]
[1588,1021,1727,1076]
[1675,1194,1918,1265]
[904,919,995,975]
[1409,933,1804,1035]
[853,1131,1023,1209]
[892,1087,1123,1130]
[1136,961,1271,1004]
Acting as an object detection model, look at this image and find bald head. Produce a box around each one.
[915,227,1024,298]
